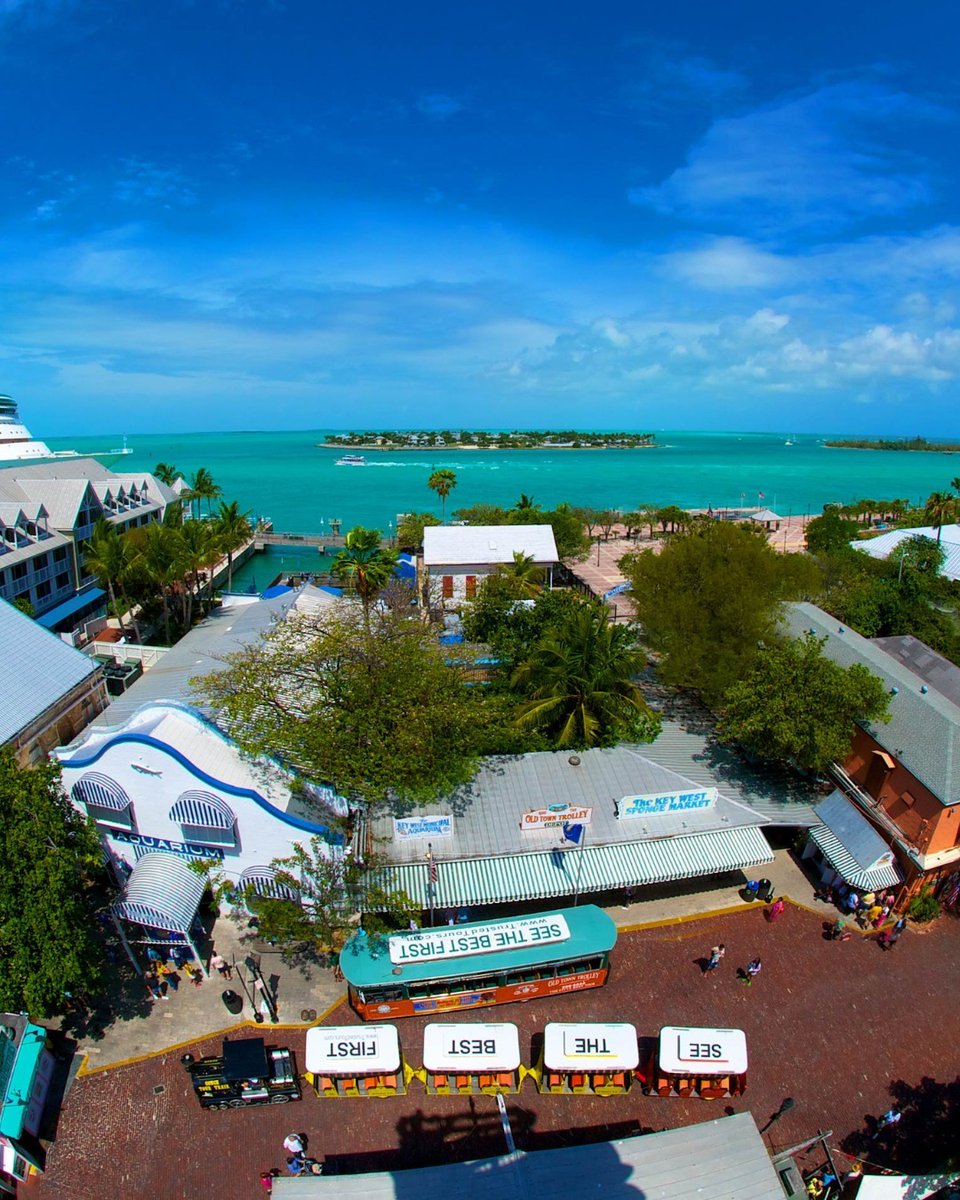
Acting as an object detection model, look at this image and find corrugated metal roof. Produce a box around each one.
[272,1112,784,1200]
[378,826,773,907]
[784,603,960,806]
[853,526,960,582]
[809,825,903,890]
[0,598,100,745]
[423,524,559,566]
[815,789,893,871]
[112,850,206,932]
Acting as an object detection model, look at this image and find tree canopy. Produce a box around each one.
[0,751,105,1015]
[620,521,820,707]
[192,607,509,810]
[805,507,861,555]
[718,633,891,773]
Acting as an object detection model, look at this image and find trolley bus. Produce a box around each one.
[340,905,617,1020]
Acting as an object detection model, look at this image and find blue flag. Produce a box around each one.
[563,822,584,845]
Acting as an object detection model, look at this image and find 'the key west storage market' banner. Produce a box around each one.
[617,788,717,819]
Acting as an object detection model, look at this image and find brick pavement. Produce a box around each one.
[28,903,960,1199]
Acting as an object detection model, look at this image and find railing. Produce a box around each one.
[828,763,918,861]
[88,641,170,670]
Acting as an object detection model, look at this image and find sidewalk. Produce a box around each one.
[68,850,835,1072]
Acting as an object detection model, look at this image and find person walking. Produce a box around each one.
[767,897,786,921]
[705,943,725,972]
[210,952,232,980]
[283,1133,305,1157]
[872,1107,901,1138]
[740,957,762,986]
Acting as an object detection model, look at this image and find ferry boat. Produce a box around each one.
[335,454,367,466]
[0,394,132,467]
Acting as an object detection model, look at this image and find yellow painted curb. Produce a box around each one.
[617,901,753,934]
[76,991,348,1078]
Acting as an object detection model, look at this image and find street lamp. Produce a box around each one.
[761,1096,796,1135]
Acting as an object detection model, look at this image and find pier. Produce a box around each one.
[254,531,346,550]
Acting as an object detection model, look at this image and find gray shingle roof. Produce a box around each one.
[0,599,100,744]
[783,602,960,806]
[873,635,960,710]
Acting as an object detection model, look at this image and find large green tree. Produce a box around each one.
[924,491,957,543]
[511,606,659,748]
[83,518,139,640]
[621,521,820,707]
[395,511,441,552]
[806,507,861,555]
[0,752,105,1014]
[718,633,891,773]
[193,607,504,810]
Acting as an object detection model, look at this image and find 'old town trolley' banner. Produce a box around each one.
[340,905,618,1021]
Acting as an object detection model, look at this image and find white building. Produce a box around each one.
[55,589,347,907]
[421,524,559,605]
[853,524,960,582]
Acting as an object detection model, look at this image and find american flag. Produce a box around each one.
[428,854,438,884]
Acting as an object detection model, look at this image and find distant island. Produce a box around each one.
[319,429,657,450]
[825,436,960,452]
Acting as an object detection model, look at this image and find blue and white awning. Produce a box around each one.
[169,790,236,829]
[113,851,207,932]
[238,865,299,901]
[72,772,131,811]
[809,825,903,891]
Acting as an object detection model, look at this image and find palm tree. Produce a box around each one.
[924,491,957,543]
[427,469,457,522]
[214,499,253,591]
[511,606,652,748]
[83,519,137,639]
[140,523,178,643]
[496,551,545,598]
[153,462,181,486]
[332,526,400,628]
[511,493,541,520]
[173,519,218,625]
[188,467,222,519]
[951,476,960,496]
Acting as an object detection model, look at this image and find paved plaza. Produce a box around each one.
[27,899,960,1199]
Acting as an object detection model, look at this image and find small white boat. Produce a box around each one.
[335,454,366,466]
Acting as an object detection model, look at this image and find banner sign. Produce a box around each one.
[388,913,570,965]
[394,815,453,840]
[618,788,717,819]
[110,829,226,860]
[521,804,592,831]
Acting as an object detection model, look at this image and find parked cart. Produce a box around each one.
[304,1024,407,1098]
[647,1026,747,1099]
[183,1037,300,1109]
[536,1022,639,1095]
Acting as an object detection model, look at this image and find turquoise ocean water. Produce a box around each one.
[48,429,959,591]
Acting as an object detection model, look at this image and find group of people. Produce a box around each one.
[822,885,906,948]
[143,946,233,1001]
[259,1133,324,1190]
[703,943,762,984]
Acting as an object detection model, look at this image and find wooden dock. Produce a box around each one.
[254,532,345,550]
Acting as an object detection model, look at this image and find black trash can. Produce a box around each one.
[757,879,774,903]
[222,989,243,1016]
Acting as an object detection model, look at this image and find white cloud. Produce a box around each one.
[661,238,792,289]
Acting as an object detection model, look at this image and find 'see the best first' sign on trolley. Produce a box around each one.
[658,1026,748,1076]
[388,914,571,965]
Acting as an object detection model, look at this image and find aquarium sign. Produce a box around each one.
[110,829,226,860]
[618,788,717,819]
[394,815,453,840]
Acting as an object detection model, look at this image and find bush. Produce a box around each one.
[907,886,940,924]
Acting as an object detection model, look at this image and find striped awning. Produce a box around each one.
[169,790,236,830]
[375,827,773,908]
[809,825,903,891]
[238,865,299,901]
[113,851,207,932]
[72,772,131,812]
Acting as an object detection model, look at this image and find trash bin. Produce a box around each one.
[222,989,243,1015]
[743,880,760,902]
[757,879,774,903]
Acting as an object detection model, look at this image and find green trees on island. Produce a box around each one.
[0,751,106,1015]
[427,469,457,521]
[718,634,891,773]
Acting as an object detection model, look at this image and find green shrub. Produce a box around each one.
[907,886,940,924]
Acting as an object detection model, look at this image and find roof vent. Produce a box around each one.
[838,626,845,633]
[890,687,899,695]
[920,685,928,694]
[568,755,581,767]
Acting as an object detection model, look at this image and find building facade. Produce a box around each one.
[421,524,559,606]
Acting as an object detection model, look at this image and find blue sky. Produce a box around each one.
[3,0,960,436]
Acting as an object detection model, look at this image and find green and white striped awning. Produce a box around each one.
[808,825,903,891]
[377,826,773,909]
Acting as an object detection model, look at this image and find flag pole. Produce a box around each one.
[427,842,436,928]
[573,826,586,907]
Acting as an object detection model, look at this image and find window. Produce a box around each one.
[54,546,69,562]
[465,575,477,599]
[55,572,70,590]
[169,790,237,847]
[35,580,51,599]
[442,575,454,599]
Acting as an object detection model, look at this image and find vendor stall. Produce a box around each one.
[422,1023,520,1095]
[538,1023,639,1095]
[649,1026,747,1099]
[304,1025,405,1098]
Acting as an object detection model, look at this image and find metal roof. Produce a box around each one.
[853,525,960,582]
[809,824,903,891]
[376,825,773,908]
[272,1112,785,1200]
[370,746,771,866]
[873,635,960,709]
[423,524,559,566]
[815,789,894,872]
[0,598,101,745]
[783,603,960,806]
[112,851,207,932]
[35,586,106,629]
